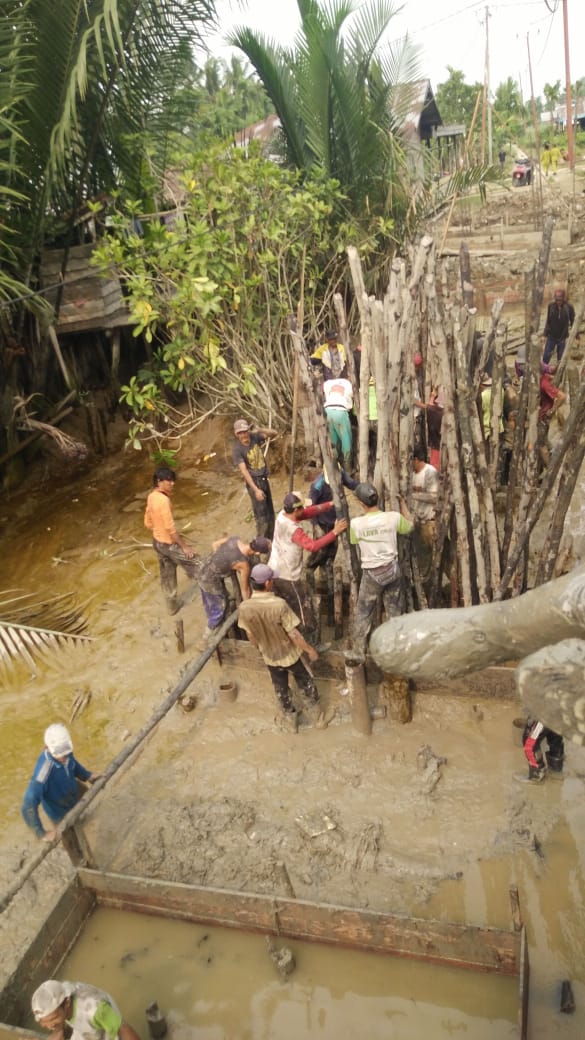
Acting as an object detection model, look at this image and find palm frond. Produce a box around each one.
[227,27,308,170]
[0,592,92,677]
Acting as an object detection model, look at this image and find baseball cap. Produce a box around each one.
[249,537,271,553]
[233,419,250,434]
[251,563,278,583]
[326,329,338,340]
[32,981,71,1020]
[283,491,303,512]
[44,724,73,757]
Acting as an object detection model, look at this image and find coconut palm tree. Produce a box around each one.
[543,80,562,129]
[228,0,421,224]
[0,0,217,311]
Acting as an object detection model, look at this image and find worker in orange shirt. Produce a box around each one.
[144,466,199,614]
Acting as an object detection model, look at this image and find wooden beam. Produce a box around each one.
[78,869,521,976]
[0,877,94,1027]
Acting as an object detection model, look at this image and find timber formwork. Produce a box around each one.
[0,869,529,1039]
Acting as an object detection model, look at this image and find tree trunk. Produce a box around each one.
[369,565,585,681]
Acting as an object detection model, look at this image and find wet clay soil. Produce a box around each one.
[1,415,584,1038]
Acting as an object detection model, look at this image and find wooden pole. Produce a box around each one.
[47,325,75,391]
[344,653,371,736]
[439,89,482,255]
[0,608,240,912]
[288,320,360,594]
[425,255,474,605]
[496,384,585,597]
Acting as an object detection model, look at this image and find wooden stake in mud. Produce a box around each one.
[381,673,412,724]
[344,653,372,736]
[174,619,185,654]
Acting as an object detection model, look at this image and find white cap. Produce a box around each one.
[44,724,73,757]
[32,981,71,1020]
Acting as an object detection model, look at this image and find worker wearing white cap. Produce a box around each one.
[31,980,140,1040]
[21,725,100,842]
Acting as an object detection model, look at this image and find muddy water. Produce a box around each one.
[2,425,585,1040]
[49,908,518,1039]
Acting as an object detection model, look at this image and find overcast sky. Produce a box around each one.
[210,0,584,103]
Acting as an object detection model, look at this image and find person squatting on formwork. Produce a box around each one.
[268,491,347,647]
[237,564,321,730]
[516,718,564,784]
[350,483,414,655]
[232,418,278,540]
[22,725,101,841]
[144,466,199,615]
[322,376,354,472]
[198,534,271,636]
[32,979,140,1040]
[542,288,575,364]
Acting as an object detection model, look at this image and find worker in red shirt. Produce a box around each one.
[538,363,566,469]
[267,491,347,646]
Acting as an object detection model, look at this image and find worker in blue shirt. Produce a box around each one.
[21,723,100,841]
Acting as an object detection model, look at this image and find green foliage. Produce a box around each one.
[435,67,483,128]
[95,145,354,437]
[229,0,421,229]
[0,0,216,318]
[151,446,178,468]
[492,78,528,149]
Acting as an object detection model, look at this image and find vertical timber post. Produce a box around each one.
[344,652,371,736]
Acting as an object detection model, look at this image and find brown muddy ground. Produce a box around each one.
[1,413,585,1039]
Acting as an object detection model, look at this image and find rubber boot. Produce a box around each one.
[515,765,546,785]
[546,752,564,776]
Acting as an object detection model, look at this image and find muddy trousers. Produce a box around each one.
[152,540,200,614]
[523,720,564,777]
[353,567,403,653]
[246,475,275,540]
[325,407,353,470]
[266,657,319,715]
[542,336,566,364]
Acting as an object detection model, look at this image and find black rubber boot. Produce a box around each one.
[515,765,546,785]
[546,752,564,774]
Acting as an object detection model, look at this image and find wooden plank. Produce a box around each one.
[212,640,518,698]
[78,869,521,976]
[0,878,94,1027]
[518,927,530,1040]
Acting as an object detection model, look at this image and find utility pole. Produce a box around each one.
[527,33,544,228]
[485,6,493,165]
[562,0,574,170]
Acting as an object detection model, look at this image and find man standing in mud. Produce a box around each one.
[350,482,414,654]
[232,418,278,539]
[22,724,101,842]
[542,288,575,364]
[144,465,198,615]
[238,564,321,730]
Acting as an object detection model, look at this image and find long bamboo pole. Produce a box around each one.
[0,609,239,914]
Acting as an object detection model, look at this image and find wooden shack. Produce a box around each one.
[39,244,130,334]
